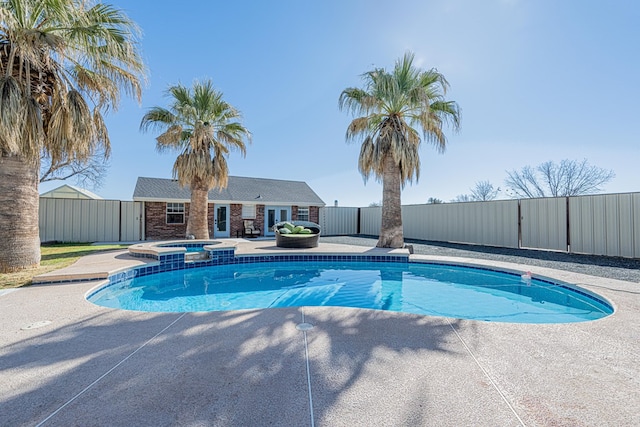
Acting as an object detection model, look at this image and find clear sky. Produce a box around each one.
[39,0,640,206]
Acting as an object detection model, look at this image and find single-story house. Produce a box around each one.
[133,176,325,240]
[40,184,103,200]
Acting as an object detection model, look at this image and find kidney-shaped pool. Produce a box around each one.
[87,261,613,324]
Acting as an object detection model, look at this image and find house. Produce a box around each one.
[133,176,325,240]
[40,184,103,200]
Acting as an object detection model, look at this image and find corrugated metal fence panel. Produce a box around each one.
[569,195,594,255]
[520,197,567,251]
[401,204,429,240]
[635,194,640,258]
[615,193,636,258]
[359,207,381,236]
[570,193,639,258]
[485,200,520,248]
[120,201,142,241]
[39,198,121,242]
[319,207,359,236]
[401,201,519,248]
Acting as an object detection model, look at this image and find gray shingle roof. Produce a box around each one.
[133,176,325,206]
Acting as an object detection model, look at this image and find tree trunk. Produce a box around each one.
[0,154,41,272]
[186,180,210,239]
[377,153,404,248]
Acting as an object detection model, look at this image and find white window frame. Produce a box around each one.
[242,204,256,219]
[166,202,185,224]
[297,207,310,221]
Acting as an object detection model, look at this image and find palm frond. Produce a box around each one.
[93,109,111,157]
[142,78,250,190]
[0,0,146,163]
[339,51,460,186]
[156,125,183,149]
[20,96,43,159]
[0,76,24,153]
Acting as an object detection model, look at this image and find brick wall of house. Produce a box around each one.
[256,205,265,234]
[144,202,214,240]
[144,202,318,240]
[310,206,319,224]
[229,204,243,237]
[145,202,186,240]
[291,206,319,224]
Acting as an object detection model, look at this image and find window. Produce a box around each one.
[242,204,256,219]
[297,207,309,221]
[166,202,185,224]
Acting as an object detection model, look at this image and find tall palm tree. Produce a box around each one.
[0,0,145,272]
[339,52,460,248]
[140,80,251,239]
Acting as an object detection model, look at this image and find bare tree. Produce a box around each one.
[427,197,444,204]
[368,201,382,207]
[505,159,614,198]
[452,181,499,202]
[452,194,474,202]
[470,180,500,201]
[40,148,110,189]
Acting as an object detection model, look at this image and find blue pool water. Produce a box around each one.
[88,261,612,323]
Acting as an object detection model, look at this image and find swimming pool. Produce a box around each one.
[87,261,613,323]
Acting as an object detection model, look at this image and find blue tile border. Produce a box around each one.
[86,251,411,299]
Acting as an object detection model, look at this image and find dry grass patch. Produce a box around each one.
[0,243,129,289]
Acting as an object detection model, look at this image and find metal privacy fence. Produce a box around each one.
[38,193,639,258]
[319,192,640,259]
[39,198,142,242]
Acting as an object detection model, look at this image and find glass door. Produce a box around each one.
[214,204,230,238]
[265,206,290,236]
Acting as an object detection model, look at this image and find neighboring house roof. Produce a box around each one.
[133,176,326,206]
[40,184,103,200]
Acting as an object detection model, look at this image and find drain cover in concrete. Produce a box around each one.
[21,320,52,330]
[296,322,314,331]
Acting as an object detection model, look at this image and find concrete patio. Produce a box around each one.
[1,240,638,426]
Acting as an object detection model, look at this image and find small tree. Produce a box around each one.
[452,180,499,202]
[470,180,500,201]
[140,80,251,239]
[427,197,444,204]
[339,52,460,248]
[505,159,615,198]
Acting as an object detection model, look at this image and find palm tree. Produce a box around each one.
[339,52,460,248]
[140,80,251,239]
[0,0,145,272]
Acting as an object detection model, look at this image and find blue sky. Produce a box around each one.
[39,0,640,206]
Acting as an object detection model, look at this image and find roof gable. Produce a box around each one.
[40,184,103,200]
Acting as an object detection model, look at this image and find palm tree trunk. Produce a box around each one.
[0,154,41,272]
[377,153,404,248]
[186,180,210,239]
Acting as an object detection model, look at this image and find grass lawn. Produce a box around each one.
[0,243,129,289]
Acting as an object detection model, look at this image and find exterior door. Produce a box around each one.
[265,206,290,236]
[214,204,230,238]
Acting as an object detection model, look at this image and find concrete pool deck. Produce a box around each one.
[1,240,639,426]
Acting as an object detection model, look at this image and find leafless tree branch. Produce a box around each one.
[505,159,614,198]
[40,147,109,189]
